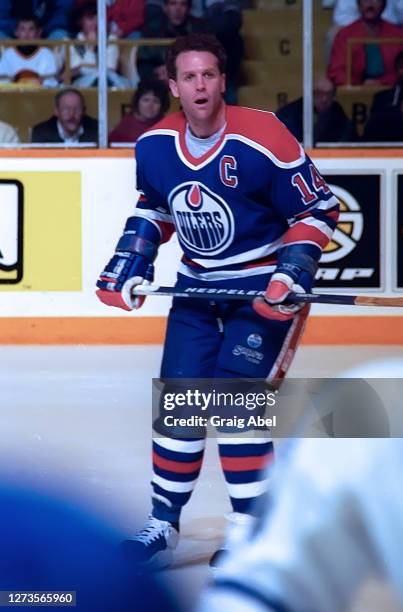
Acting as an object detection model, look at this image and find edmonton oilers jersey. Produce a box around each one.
[134,106,339,282]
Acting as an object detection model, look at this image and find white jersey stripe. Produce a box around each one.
[316,195,340,210]
[191,238,283,268]
[226,133,306,169]
[290,195,339,222]
[178,264,276,281]
[293,218,334,240]
[134,209,173,224]
[137,128,178,142]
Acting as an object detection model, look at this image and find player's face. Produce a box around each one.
[137,92,162,120]
[169,51,225,137]
[55,93,84,135]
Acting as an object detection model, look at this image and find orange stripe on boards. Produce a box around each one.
[0,316,402,344]
[153,452,203,474]
[308,148,403,158]
[0,149,133,158]
[0,317,167,345]
[220,455,272,472]
[303,317,403,345]
[0,148,402,160]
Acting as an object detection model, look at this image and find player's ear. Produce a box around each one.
[220,73,226,94]
[169,78,179,98]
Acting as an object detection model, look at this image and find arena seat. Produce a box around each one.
[336,85,388,135]
[240,3,332,112]
[0,89,140,143]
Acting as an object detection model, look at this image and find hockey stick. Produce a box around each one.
[132,285,403,307]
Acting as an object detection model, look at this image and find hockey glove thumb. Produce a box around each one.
[253,272,306,321]
[96,256,154,311]
[96,216,160,312]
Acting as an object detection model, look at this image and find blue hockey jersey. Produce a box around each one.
[134,106,339,282]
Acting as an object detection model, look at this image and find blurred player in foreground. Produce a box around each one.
[0,481,180,612]
[96,33,339,568]
[198,437,403,612]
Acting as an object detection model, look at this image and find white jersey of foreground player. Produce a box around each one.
[198,437,403,612]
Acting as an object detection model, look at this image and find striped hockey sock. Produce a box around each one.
[151,436,206,524]
[217,438,273,513]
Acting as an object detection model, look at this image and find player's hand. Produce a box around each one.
[253,272,305,321]
[96,252,154,311]
[254,247,317,320]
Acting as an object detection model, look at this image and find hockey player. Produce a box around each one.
[96,33,339,568]
[198,438,403,612]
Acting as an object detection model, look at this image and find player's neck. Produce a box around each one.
[187,102,226,138]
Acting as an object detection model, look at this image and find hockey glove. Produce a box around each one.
[253,248,317,322]
[96,217,159,311]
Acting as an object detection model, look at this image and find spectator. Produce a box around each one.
[325,0,403,59]
[0,119,20,143]
[327,0,403,86]
[108,79,169,143]
[0,0,74,40]
[276,75,357,143]
[143,0,243,102]
[201,0,244,103]
[108,0,145,40]
[69,2,130,88]
[152,59,169,83]
[31,87,98,143]
[137,0,207,81]
[330,0,403,26]
[369,48,403,112]
[363,83,403,139]
[0,16,59,87]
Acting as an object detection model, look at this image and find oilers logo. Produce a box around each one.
[169,182,234,255]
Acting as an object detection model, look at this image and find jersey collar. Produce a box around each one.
[176,107,228,169]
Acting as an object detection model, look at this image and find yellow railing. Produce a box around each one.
[0,37,173,87]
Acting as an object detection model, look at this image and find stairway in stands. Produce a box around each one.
[238,0,332,112]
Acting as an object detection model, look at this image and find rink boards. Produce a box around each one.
[0,148,402,344]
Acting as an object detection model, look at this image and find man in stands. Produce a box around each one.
[369,48,403,112]
[276,75,357,143]
[137,0,206,82]
[31,88,98,143]
[142,0,243,102]
[327,0,403,85]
